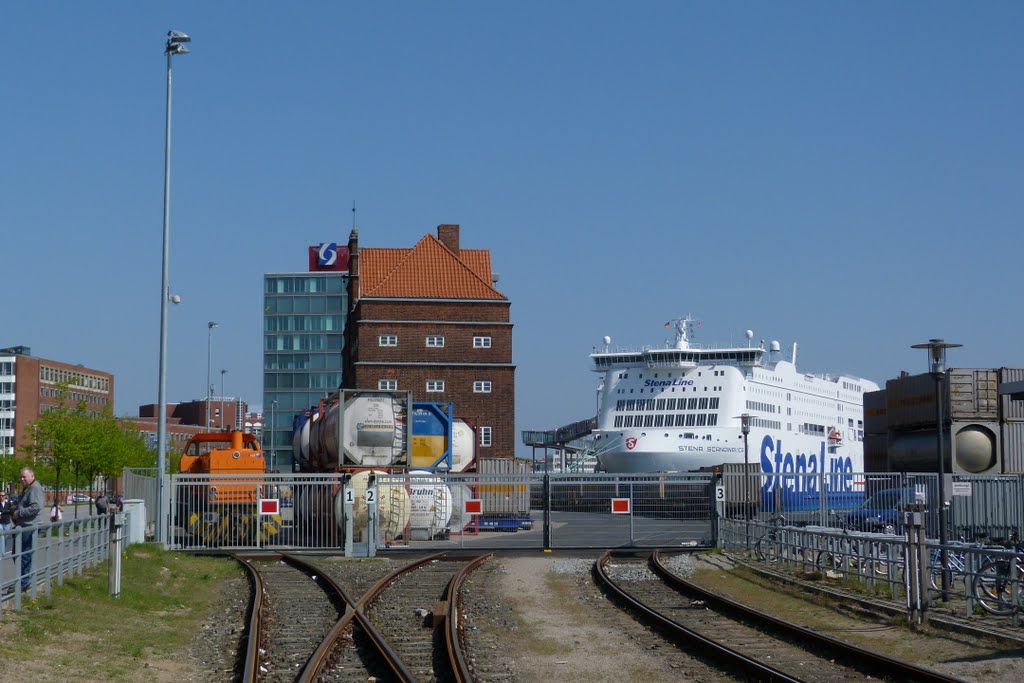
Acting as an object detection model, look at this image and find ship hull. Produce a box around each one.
[595,429,863,476]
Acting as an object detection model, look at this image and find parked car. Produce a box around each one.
[66,493,93,504]
[842,487,925,533]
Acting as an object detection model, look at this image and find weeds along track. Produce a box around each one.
[236,552,490,683]
[595,550,966,683]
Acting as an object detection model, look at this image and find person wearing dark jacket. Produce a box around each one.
[94,492,109,515]
[12,467,44,592]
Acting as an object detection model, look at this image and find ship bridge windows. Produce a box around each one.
[800,423,826,436]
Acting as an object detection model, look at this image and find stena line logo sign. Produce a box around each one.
[759,434,856,493]
[307,243,350,272]
[625,437,637,450]
[643,378,694,388]
[318,243,338,266]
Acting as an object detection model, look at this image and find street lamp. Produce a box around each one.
[738,413,752,552]
[220,369,227,429]
[911,338,961,600]
[207,321,218,428]
[156,29,191,546]
[270,399,277,472]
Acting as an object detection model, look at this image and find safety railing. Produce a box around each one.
[0,514,113,615]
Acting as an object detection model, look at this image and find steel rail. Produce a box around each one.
[299,552,453,682]
[595,550,801,683]
[650,550,966,683]
[234,553,273,683]
[445,553,494,683]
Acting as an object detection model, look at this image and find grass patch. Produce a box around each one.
[0,544,241,682]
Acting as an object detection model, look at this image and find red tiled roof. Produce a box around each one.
[360,235,506,300]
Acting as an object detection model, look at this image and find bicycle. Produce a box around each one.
[817,510,891,577]
[754,514,787,563]
[972,539,1024,616]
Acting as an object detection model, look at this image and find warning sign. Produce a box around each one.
[611,498,631,514]
[464,499,483,515]
[260,499,280,515]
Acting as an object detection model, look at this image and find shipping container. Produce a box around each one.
[864,390,887,434]
[999,368,1024,422]
[1001,421,1024,473]
[947,368,999,421]
[477,458,531,515]
[886,369,999,430]
[886,373,939,429]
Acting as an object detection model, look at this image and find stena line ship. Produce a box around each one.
[590,317,879,497]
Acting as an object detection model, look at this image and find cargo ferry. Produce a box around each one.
[590,317,879,490]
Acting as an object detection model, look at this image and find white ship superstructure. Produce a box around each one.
[591,318,879,487]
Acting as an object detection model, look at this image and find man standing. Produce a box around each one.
[94,491,109,516]
[12,467,43,592]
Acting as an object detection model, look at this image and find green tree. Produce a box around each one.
[23,384,155,500]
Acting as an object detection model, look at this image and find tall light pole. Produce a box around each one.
[207,321,218,428]
[270,399,277,472]
[911,338,961,600]
[738,413,752,552]
[220,369,227,429]
[156,29,190,546]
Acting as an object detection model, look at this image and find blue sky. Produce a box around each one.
[3,3,1022,457]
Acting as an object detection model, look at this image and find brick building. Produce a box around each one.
[0,345,114,458]
[342,224,515,459]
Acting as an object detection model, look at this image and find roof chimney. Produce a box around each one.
[437,224,460,256]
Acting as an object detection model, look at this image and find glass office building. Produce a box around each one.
[263,272,347,471]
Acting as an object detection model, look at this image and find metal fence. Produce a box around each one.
[719,471,1024,543]
[1,515,113,615]
[720,517,1023,626]
[166,471,715,552]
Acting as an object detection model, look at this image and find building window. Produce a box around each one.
[480,426,492,447]
[379,335,398,347]
[473,380,492,393]
[378,379,398,391]
[473,336,492,349]
[426,335,445,348]
[426,380,445,393]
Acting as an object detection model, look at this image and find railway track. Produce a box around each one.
[595,550,967,683]
[235,552,490,683]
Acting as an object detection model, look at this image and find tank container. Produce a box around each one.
[887,429,950,473]
[864,434,888,471]
[949,421,1000,474]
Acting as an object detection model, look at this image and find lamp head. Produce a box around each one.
[166,31,191,55]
